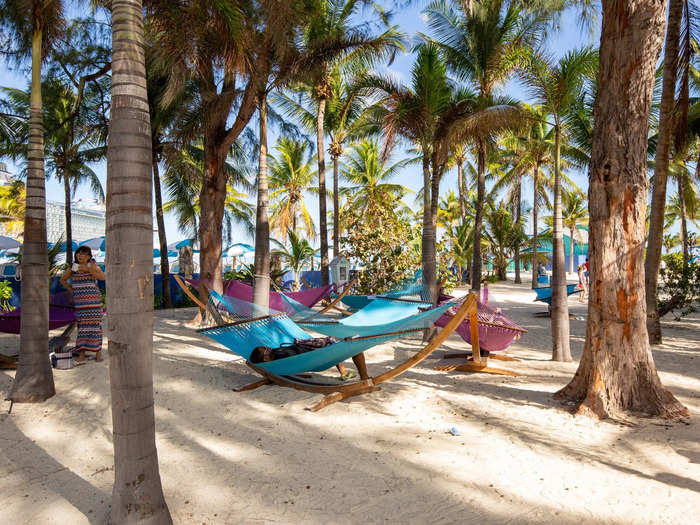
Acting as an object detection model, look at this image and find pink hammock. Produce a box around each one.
[223,280,334,314]
[434,296,526,351]
[0,292,77,334]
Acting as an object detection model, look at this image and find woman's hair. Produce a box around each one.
[74,246,93,259]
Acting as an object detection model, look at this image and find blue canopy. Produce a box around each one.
[79,236,106,251]
[153,248,178,258]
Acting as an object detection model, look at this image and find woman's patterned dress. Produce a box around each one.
[72,269,103,353]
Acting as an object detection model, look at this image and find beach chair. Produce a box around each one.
[198,291,476,411]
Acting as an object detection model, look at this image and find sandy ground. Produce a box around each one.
[1,278,699,525]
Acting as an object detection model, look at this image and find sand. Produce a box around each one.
[1,278,698,524]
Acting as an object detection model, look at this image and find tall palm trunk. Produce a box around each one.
[421,154,437,302]
[531,162,540,289]
[569,225,576,275]
[679,175,689,268]
[556,0,687,419]
[551,124,571,361]
[106,1,172,522]
[153,157,172,309]
[253,95,271,309]
[514,179,522,284]
[333,154,339,256]
[63,174,73,265]
[9,23,55,403]
[645,0,683,344]
[198,140,226,294]
[457,160,466,221]
[471,140,486,292]
[317,96,329,285]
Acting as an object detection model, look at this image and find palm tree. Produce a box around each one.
[340,139,411,214]
[2,0,66,403]
[268,137,317,240]
[106,0,172,521]
[0,179,25,237]
[426,0,550,292]
[272,230,316,289]
[521,47,597,362]
[1,80,107,265]
[645,0,688,344]
[544,188,588,274]
[301,0,403,285]
[556,0,687,420]
[483,201,526,280]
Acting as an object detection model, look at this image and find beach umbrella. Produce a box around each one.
[153,249,178,258]
[0,235,21,250]
[50,240,79,251]
[226,243,255,257]
[174,238,198,249]
[79,236,106,251]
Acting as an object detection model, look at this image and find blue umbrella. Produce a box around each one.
[50,240,79,251]
[175,238,197,249]
[0,235,21,250]
[79,236,106,251]
[226,243,255,257]
[153,249,178,258]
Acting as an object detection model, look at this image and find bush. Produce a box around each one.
[0,281,14,311]
[659,253,700,320]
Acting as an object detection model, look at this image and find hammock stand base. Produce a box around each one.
[231,294,476,411]
[443,351,520,362]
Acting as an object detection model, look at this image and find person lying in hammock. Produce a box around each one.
[250,336,337,364]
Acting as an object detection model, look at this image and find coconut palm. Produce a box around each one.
[268,137,317,240]
[340,139,411,214]
[483,201,526,280]
[426,0,551,292]
[106,0,172,521]
[272,230,316,289]
[521,46,597,362]
[300,0,404,285]
[2,0,67,403]
[0,179,25,237]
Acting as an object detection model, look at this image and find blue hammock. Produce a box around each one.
[533,284,581,305]
[340,270,429,312]
[200,293,453,376]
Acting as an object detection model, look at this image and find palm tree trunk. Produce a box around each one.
[153,157,172,309]
[457,160,466,222]
[253,95,271,309]
[569,225,576,275]
[514,178,521,284]
[198,139,226,294]
[645,0,683,345]
[551,124,571,362]
[471,141,486,292]
[679,174,689,268]
[63,174,73,265]
[9,23,55,403]
[106,1,172,522]
[531,162,540,289]
[317,96,329,286]
[556,0,687,419]
[333,154,339,256]
[421,154,437,303]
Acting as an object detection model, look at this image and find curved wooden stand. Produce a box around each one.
[315,277,358,317]
[234,294,476,411]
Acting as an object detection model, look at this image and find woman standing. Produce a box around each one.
[60,246,106,362]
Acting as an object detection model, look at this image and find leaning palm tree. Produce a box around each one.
[106,0,172,521]
[521,46,597,362]
[2,0,66,403]
[268,137,317,240]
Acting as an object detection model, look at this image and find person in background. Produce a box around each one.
[577,264,587,303]
[584,257,590,285]
[60,246,106,363]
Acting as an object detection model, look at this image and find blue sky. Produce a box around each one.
[0,2,636,250]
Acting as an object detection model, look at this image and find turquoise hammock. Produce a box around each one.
[201,291,454,376]
[339,270,430,312]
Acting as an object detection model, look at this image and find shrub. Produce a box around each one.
[659,253,700,320]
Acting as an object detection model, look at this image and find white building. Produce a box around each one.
[0,162,12,185]
[46,199,106,243]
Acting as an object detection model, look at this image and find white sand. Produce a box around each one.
[1,279,699,524]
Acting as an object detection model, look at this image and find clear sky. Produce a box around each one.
[4,2,689,251]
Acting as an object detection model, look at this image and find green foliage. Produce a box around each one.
[659,253,700,320]
[0,280,14,311]
[341,201,419,295]
[223,264,287,290]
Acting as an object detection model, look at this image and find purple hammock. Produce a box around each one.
[434,295,526,351]
[0,291,77,334]
[223,280,334,314]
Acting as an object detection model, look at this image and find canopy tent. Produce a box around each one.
[226,243,255,257]
[521,229,588,256]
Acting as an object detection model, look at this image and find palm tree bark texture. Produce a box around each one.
[106,1,172,522]
[9,16,55,403]
[253,94,271,309]
[644,0,684,345]
[556,0,688,419]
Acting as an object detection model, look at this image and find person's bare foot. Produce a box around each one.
[95,350,103,362]
[75,351,86,363]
